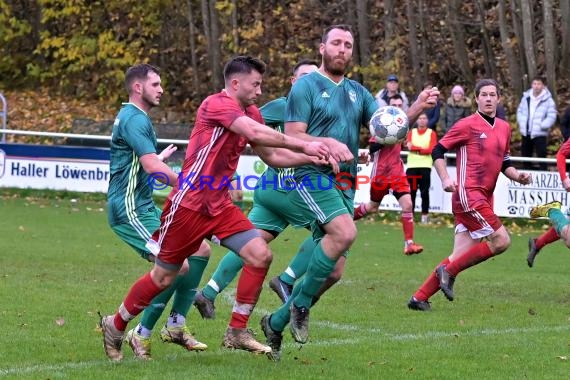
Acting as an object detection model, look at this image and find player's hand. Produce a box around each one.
[417,87,440,108]
[357,150,370,165]
[563,178,570,192]
[441,177,457,192]
[326,139,354,163]
[303,141,330,160]
[311,155,340,174]
[229,180,243,202]
[517,172,532,185]
[159,144,178,161]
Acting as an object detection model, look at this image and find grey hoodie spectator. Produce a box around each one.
[517,76,557,170]
[375,74,409,111]
[444,85,472,134]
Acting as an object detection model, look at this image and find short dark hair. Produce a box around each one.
[474,79,500,97]
[125,64,160,93]
[389,94,404,102]
[322,24,353,43]
[293,59,319,76]
[532,75,546,85]
[223,56,266,82]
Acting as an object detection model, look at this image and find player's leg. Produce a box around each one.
[408,221,479,309]
[286,183,356,343]
[270,235,315,303]
[396,191,423,255]
[437,206,508,301]
[214,207,272,354]
[406,167,419,215]
[159,240,211,351]
[527,227,559,267]
[101,203,209,361]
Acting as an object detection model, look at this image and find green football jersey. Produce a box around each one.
[286,71,378,198]
[260,96,295,191]
[107,103,158,226]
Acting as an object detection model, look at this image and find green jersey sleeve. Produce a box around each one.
[121,114,157,158]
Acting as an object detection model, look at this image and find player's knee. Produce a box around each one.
[242,241,273,267]
[491,233,511,254]
[328,266,343,283]
[178,260,190,275]
[195,241,212,258]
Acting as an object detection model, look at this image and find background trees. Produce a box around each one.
[1,0,569,123]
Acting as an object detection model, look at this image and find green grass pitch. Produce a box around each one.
[1,191,570,379]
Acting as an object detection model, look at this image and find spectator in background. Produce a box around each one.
[516,76,557,171]
[560,103,570,141]
[375,74,409,111]
[444,85,472,135]
[496,103,507,121]
[406,112,437,224]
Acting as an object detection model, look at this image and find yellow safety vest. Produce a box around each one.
[407,128,433,169]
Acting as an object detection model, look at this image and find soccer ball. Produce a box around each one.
[369,105,409,145]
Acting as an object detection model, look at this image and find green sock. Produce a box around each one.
[279,236,316,285]
[294,242,336,308]
[202,251,243,301]
[171,256,209,317]
[548,208,569,235]
[270,283,303,332]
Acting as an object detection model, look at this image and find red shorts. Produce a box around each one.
[151,199,254,266]
[454,201,502,239]
[369,175,410,202]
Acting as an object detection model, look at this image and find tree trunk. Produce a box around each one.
[383,0,395,62]
[201,0,222,90]
[543,0,556,102]
[406,0,422,91]
[231,0,239,53]
[476,0,497,79]
[560,0,570,76]
[520,0,536,84]
[447,0,474,85]
[510,0,528,86]
[356,0,370,67]
[186,0,199,86]
[497,0,523,97]
[417,0,429,81]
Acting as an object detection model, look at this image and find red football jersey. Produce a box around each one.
[439,112,511,212]
[168,90,263,216]
[371,143,405,177]
[556,138,570,181]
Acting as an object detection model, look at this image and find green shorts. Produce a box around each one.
[287,175,354,240]
[110,206,161,261]
[249,185,311,234]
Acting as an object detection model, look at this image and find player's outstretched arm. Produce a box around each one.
[229,116,329,159]
[254,145,339,173]
[407,87,440,125]
[285,121,354,163]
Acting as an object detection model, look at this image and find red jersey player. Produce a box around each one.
[99,56,333,361]
[354,94,424,255]
[527,139,570,267]
[408,78,532,311]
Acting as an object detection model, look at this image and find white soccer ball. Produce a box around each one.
[369,105,409,145]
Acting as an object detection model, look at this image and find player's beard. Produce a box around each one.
[142,91,160,108]
[322,51,350,76]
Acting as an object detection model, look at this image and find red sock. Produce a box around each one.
[445,242,493,277]
[113,272,162,331]
[353,203,367,221]
[414,257,450,301]
[229,265,268,328]
[536,227,559,249]
[401,212,414,241]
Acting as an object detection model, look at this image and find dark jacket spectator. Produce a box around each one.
[444,85,472,134]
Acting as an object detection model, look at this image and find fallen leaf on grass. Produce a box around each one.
[55,318,65,326]
[556,356,568,361]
